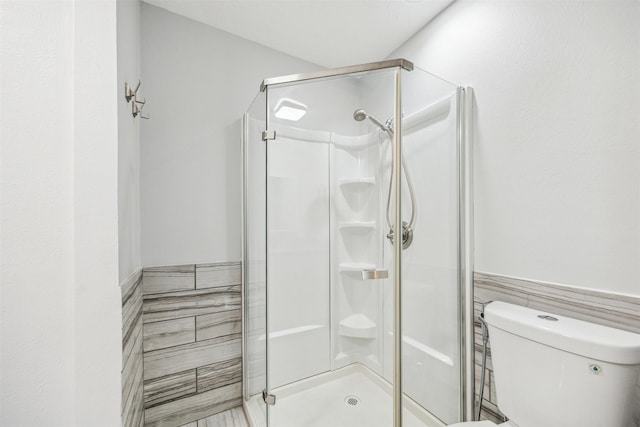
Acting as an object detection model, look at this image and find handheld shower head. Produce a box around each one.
[352,109,389,133]
[350,108,416,250]
[353,109,368,122]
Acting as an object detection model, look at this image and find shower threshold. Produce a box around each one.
[244,364,446,427]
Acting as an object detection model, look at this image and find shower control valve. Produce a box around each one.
[387,221,413,250]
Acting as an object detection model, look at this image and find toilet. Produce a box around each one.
[451,301,640,427]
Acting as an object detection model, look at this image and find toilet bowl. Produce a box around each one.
[448,301,640,427]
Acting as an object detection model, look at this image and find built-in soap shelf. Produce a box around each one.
[338,177,376,191]
[339,314,376,339]
[339,262,375,273]
[339,221,376,234]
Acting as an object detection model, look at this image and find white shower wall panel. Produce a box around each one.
[404,94,459,423]
[330,135,385,373]
[401,97,459,355]
[266,76,365,389]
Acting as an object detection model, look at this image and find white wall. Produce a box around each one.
[73,1,121,424]
[140,4,319,267]
[393,0,640,296]
[1,1,121,425]
[1,2,76,423]
[118,0,142,282]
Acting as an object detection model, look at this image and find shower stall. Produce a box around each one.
[242,59,473,427]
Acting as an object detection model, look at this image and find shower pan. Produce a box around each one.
[242,59,473,427]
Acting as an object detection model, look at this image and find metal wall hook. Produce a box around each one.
[125,80,149,119]
[132,102,140,117]
[132,101,149,119]
[124,81,141,102]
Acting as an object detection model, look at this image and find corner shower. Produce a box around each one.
[242,59,474,427]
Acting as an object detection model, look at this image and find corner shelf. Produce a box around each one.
[339,221,376,234]
[338,262,375,273]
[339,314,377,339]
[339,177,376,191]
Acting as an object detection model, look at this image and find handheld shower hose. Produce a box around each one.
[353,109,416,249]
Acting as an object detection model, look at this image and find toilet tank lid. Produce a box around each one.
[484,301,640,365]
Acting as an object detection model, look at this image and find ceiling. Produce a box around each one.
[142,0,455,69]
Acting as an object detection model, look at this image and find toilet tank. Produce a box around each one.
[484,301,640,427]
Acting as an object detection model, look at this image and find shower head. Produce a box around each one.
[352,109,390,134]
[353,109,368,122]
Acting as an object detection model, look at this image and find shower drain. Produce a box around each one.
[344,395,360,406]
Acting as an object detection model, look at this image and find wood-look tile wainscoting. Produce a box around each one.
[122,269,145,427]
[141,262,242,427]
[473,272,640,425]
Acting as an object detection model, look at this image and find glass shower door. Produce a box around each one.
[397,68,463,425]
[265,79,332,427]
[264,69,398,427]
[243,91,268,427]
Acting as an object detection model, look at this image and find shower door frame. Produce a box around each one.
[242,58,475,426]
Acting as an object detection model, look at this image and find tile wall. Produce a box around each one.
[141,261,242,427]
[126,263,639,426]
[122,270,145,427]
[473,272,640,425]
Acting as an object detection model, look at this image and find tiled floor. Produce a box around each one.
[180,406,249,427]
